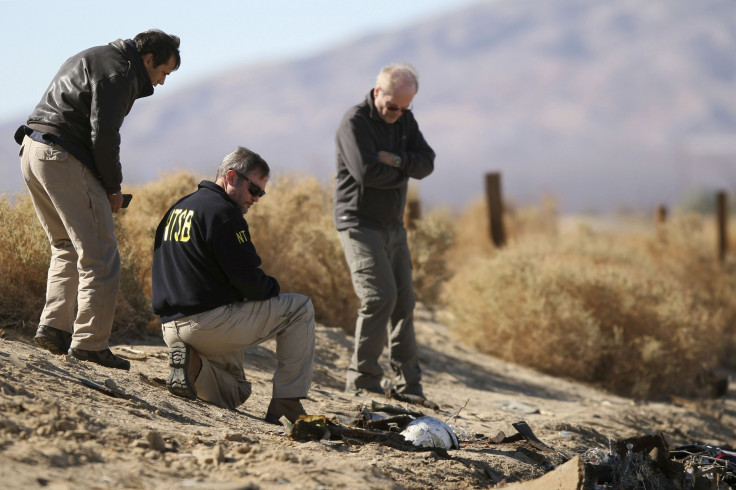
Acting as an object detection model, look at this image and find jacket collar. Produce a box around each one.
[111,39,154,99]
[198,180,240,208]
[366,89,381,122]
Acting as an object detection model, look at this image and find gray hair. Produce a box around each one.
[376,62,419,93]
[215,146,270,181]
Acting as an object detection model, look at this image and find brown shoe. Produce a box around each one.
[265,398,307,425]
[167,342,201,400]
[34,325,72,355]
[69,347,130,371]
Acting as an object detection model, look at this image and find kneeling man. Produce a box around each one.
[151,146,314,424]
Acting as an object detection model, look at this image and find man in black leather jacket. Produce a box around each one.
[15,29,181,370]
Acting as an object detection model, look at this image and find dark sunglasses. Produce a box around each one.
[385,102,412,113]
[234,171,266,198]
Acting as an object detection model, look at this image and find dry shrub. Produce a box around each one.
[112,218,156,339]
[444,211,736,399]
[244,174,358,328]
[446,198,496,270]
[118,171,202,300]
[407,209,455,311]
[505,194,559,240]
[0,193,49,330]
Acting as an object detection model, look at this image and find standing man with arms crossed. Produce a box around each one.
[152,146,315,424]
[15,29,181,370]
[334,62,435,399]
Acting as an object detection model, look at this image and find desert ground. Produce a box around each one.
[1,308,735,489]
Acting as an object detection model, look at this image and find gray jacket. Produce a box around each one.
[334,90,435,230]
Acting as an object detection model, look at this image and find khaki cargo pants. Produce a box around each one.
[162,294,315,410]
[20,135,120,351]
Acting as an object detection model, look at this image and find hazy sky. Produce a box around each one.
[0,0,481,122]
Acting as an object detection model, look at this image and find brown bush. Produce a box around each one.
[117,171,202,307]
[0,193,49,331]
[245,174,358,329]
[443,208,736,400]
[407,210,455,311]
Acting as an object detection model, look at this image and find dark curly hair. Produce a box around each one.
[133,29,181,69]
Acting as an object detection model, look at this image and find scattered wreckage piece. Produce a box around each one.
[400,416,459,450]
[582,433,686,488]
[282,400,461,455]
[356,388,440,411]
[511,421,556,453]
[390,392,440,410]
[580,433,736,489]
[368,400,425,418]
[363,414,416,432]
[282,414,452,457]
[671,443,736,488]
[364,400,459,449]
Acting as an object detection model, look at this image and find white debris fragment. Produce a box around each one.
[400,416,459,450]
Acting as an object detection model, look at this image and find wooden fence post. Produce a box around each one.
[485,172,506,247]
[717,191,728,263]
[656,205,667,241]
[404,199,421,230]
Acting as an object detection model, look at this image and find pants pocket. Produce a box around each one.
[35,146,69,161]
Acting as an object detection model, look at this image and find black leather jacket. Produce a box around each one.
[25,39,153,193]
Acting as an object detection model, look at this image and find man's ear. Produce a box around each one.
[143,53,154,67]
[225,169,238,186]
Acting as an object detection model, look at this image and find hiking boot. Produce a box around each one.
[34,325,72,355]
[69,347,131,371]
[167,342,200,400]
[265,398,307,425]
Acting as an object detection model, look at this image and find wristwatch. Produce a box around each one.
[391,155,402,168]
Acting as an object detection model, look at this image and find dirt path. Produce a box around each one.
[1,310,734,489]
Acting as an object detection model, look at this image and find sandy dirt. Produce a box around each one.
[1,309,735,489]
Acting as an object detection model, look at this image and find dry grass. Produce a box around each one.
[442,206,736,399]
[0,194,49,330]
[245,174,358,329]
[407,209,455,312]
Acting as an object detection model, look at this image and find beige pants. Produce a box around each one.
[20,136,120,351]
[162,294,315,410]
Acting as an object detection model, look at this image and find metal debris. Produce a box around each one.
[400,416,459,449]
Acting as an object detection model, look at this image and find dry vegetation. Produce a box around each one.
[2,172,735,402]
[444,200,736,400]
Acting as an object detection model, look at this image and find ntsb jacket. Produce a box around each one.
[333,89,435,231]
[16,39,153,194]
[152,181,280,324]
